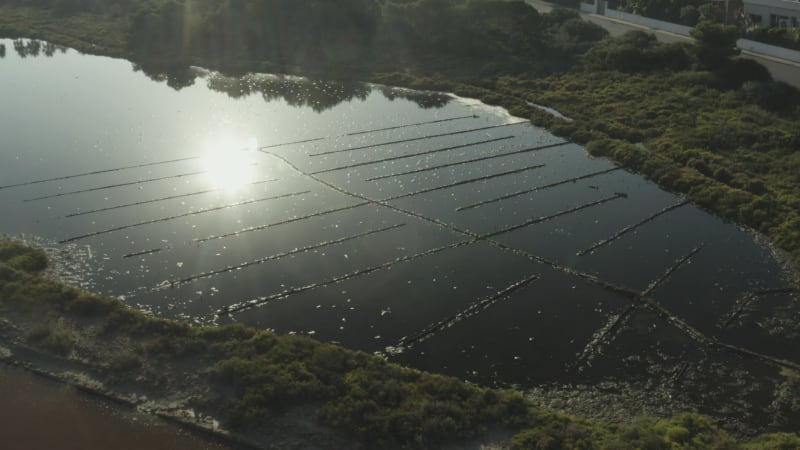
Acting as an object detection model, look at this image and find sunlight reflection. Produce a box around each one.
[201,138,258,191]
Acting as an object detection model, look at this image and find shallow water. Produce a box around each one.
[0,365,231,450]
[1,39,798,430]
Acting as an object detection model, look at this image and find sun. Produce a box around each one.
[201,138,258,191]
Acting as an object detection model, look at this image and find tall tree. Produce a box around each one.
[690,20,740,69]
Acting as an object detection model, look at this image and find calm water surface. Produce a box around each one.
[1,40,798,429]
[0,365,231,450]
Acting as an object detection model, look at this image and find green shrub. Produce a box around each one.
[712,58,772,90]
[745,27,800,51]
[743,432,800,449]
[0,241,47,273]
[690,21,740,69]
[583,31,692,73]
[53,0,96,16]
[738,81,800,115]
[109,351,143,372]
[195,322,257,343]
[26,320,77,356]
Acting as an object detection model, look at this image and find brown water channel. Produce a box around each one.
[1,39,799,433]
[0,364,232,450]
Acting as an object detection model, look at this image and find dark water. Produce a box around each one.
[1,39,798,429]
[0,365,231,450]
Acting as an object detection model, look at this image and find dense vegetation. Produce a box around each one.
[609,0,730,25]
[2,240,800,448]
[0,0,609,76]
[745,26,800,52]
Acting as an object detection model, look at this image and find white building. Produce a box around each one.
[743,0,800,28]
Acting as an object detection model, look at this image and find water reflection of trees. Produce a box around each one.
[10,39,67,58]
[376,86,451,110]
[134,64,451,113]
[1,37,449,111]
[131,62,199,91]
[204,71,372,113]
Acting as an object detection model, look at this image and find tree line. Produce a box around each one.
[1,0,609,76]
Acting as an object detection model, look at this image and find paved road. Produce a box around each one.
[526,0,800,88]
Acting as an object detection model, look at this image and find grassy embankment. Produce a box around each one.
[0,4,126,55]
[0,1,797,270]
[2,240,800,448]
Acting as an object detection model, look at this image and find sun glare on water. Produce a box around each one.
[201,138,259,191]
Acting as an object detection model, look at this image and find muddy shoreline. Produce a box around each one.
[0,362,234,450]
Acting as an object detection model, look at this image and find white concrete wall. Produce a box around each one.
[604,8,694,36]
[580,2,595,13]
[737,38,800,62]
[743,4,773,26]
[744,2,800,27]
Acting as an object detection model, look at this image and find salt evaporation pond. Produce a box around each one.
[1,39,798,431]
